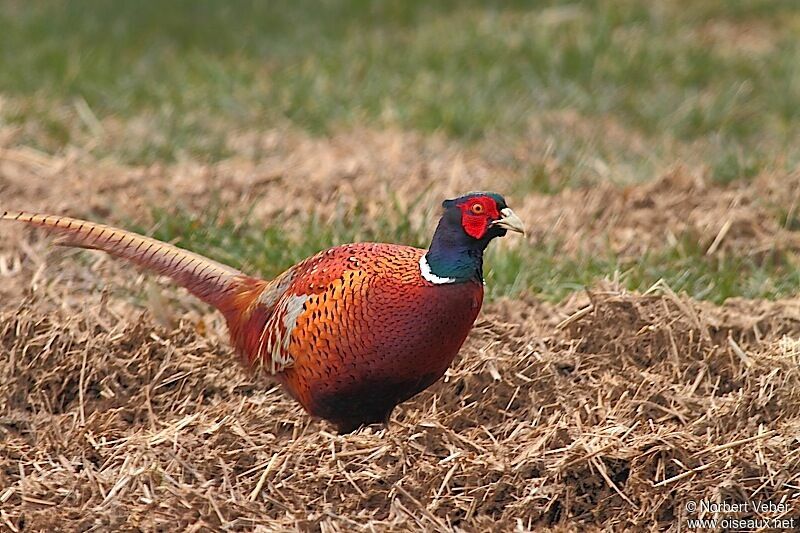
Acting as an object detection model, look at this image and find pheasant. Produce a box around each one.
[1,192,524,432]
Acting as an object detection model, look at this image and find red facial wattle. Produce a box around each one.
[457,197,501,239]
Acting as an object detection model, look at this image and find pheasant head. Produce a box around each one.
[422,192,525,284]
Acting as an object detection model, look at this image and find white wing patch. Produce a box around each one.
[258,270,295,308]
[282,294,307,336]
[257,293,308,374]
[419,255,456,284]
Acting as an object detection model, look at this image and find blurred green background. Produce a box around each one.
[3,0,799,172]
[2,0,800,302]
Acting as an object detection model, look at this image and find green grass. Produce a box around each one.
[6,1,800,302]
[2,0,799,180]
[133,207,800,305]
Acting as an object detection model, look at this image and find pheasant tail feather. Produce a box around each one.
[0,210,260,310]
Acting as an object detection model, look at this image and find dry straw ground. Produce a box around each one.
[2,128,800,531]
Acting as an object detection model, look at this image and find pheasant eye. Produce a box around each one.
[470,203,484,214]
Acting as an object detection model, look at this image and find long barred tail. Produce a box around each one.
[1,210,254,309]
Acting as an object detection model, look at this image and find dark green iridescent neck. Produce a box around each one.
[424,247,484,283]
[424,218,487,283]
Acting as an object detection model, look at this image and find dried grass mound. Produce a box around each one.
[1,280,800,531]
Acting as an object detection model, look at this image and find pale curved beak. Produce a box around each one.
[492,208,526,236]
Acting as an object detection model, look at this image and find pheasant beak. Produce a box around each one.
[492,208,526,236]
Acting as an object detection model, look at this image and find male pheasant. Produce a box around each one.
[1,193,524,432]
